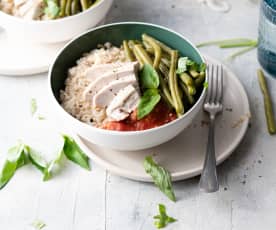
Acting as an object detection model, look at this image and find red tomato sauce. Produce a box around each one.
[102,101,177,131]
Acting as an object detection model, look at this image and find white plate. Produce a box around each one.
[0,28,66,76]
[74,56,250,182]
[0,20,105,76]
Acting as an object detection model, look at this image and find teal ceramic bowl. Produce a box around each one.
[48,22,206,150]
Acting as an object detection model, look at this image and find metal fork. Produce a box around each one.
[199,64,224,193]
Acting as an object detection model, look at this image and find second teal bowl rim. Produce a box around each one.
[48,21,207,136]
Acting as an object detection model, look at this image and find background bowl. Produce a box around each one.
[0,0,113,43]
[49,22,206,150]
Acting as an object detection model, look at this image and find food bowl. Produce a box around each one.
[48,22,207,150]
[0,0,113,43]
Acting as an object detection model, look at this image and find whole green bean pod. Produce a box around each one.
[65,0,72,15]
[71,0,80,14]
[257,69,276,135]
[159,74,175,108]
[189,69,200,78]
[169,50,184,115]
[142,34,162,69]
[123,40,135,62]
[80,0,89,10]
[179,73,196,95]
[194,72,206,87]
[59,0,67,17]
[132,47,144,67]
[161,57,170,68]
[180,82,195,105]
[133,44,153,66]
[159,62,169,82]
[142,34,173,55]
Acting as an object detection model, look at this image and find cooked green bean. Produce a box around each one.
[71,0,80,14]
[169,50,184,115]
[194,72,205,87]
[133,44,153,66]
[179,73,196,95]
[142,34,173,55]
[80,0,89,10]
[159,75,175,108]
[189,69,200,78]
[142,34,162,69]
[59,0,67,17]
[123,40,135,61]
[65,0,72,15]
[180,82,195,105]
[159,62,169,82]
[161,57,170,68]
[257,69,276,135]
[132,46,144,67]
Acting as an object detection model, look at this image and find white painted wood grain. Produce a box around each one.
[1,0,276,229]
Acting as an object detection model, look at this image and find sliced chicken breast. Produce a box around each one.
[106,85,140,121]
[85,62,139,83]
[93,79,139,109]
[83,69,137,102]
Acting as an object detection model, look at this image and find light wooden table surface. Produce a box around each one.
[1,0,276,229]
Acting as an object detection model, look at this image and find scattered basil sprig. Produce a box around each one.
[140,64,160,89]
[138,89,161,120]
[31,219,46,230]
[176,57,206,74]
[0,135,90,190]
[138,64,161,120]
[30,98,38,116]
[0,143,27,189]
[62,135,90,170]
[144,156,176,202]
[154,204,177,229]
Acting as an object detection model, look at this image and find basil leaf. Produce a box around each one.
[25,146,48,174]
[144,156,176,202]
[0,143,26,189]
[44,0,60,19]
[31,219,46,230]
[203,81,209,89]
[140,64,160,89]
[30,98,37,116]
[43,147,65,181]
[154,204,177,229]
[137,89,161,120]
[62,135,90,170]
[199,63,207,72]
[176,57,189,74]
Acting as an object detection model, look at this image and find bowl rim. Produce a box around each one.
[48,21,207,136]
[0,0,110,25]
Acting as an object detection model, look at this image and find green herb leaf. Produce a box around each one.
[153,204,177,229]
[137,89,161,120]
[30,98,37,116]
[144,156,176,202]
[43,147,65,181]
[62,135,90,170]
[25,146,48,174]
[176,57,199,74]
[199,63,207,72]
[31,219,46,230]
[140,64,160,89]
[44,0,60,19]
[203,81,209,89]
[0,143,26,189]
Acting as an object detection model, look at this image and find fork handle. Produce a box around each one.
[199,115,219,192]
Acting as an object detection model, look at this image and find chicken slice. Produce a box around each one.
[106,85,140,121]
